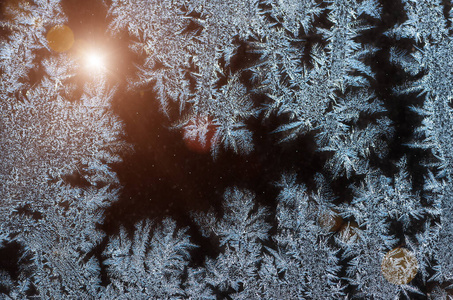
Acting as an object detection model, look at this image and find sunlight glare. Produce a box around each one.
[86,51,104,71]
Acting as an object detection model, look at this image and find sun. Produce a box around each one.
[85,51,105,71]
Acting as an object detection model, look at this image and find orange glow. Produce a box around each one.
[46,25,74,52]
[318,209,343,232]
[381,247,418,285]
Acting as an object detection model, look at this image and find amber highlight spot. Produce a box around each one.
[183,116,217,154]
[381,247,418,285]
[338,221,360,244]
[46,25,74,52]
[318,210,343,232]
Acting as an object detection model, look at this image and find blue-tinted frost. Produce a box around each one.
[389,0,453,284]
[2,0,453,298]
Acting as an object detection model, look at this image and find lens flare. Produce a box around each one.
[381,247,418,285]
[46,25,74,52]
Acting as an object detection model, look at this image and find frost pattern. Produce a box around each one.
[0,1,129,297]
[188,184,343,299]
[108,0,261,156]
[102,219,195,299]
[0,0,66,95]
[0,66,127,297]
[389,0,453,284]
[251,0,392,177]
[339,160,425,298]
[3,0,453,298]
[269,173,344,299]
[263,0,322,36]
[187,188,271,298]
